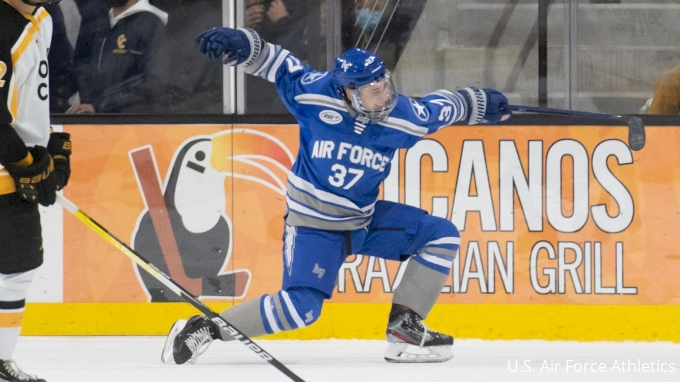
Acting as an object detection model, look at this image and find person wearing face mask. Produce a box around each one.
[350,0,416,71]
[355,1,383,32]
[67,0,168,114]
[353,0,387,45]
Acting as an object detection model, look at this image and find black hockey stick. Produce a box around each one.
[56,194,306,382]
[507,105,646,151]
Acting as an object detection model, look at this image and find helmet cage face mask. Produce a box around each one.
[345,70,398,122]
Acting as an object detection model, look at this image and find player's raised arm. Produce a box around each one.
[195,26,311,115]
[405,87,512,135]
[196,26,306,81]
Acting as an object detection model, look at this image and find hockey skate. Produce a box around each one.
[0,359,45,382]
[384,304,453,363]
[161,315,220,364]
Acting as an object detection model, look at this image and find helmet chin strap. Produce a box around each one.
[339,87,355,113]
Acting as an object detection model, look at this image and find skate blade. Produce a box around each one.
[384,342,453,363]
[161,319,187,364]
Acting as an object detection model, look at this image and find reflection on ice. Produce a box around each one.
[16,337,680,382]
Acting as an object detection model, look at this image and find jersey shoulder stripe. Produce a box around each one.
[11,7,50,66]
[378,116,430,137]
[293,94,346,112]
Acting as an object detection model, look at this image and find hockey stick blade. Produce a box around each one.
[56,194,306,382]
[507,105,646,151]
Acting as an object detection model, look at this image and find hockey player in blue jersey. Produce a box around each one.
[161,26,511,364]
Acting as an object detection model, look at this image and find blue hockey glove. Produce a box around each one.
[196,27,260,65]
[457,87,511,125]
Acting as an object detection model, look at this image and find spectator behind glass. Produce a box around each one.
[352,0,391,58]
[67,0,168,114]
[248,0,309,60]
[349,0,417,71]
[647,63,680,115]
[244,0,313,114]
[148,0,223,114]
[45,3,78,113]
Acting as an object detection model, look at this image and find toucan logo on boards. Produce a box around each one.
[127,130,295,302]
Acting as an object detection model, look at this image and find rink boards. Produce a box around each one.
[24,124,680,341]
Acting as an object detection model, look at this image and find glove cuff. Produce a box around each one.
[236,27,264,67]
[47,132,72,156]
[459,87,487,125]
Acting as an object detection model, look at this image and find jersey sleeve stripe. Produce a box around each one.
[431,90,467,124]
[432,89,458,99]
[244,44,289,83]
[251,43,276,77]
[379,117,429,136]
[267,48,290,83]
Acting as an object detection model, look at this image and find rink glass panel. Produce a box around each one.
[52,0,679,116]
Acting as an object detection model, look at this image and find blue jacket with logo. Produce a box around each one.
[244,43,471,230]
[74,2,167,112]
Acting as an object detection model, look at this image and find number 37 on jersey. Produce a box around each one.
[311,140,391,190]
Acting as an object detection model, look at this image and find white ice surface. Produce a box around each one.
[13,337,680,382]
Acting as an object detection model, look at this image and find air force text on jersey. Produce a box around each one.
[310,140,391,172]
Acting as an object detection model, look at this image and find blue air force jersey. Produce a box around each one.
[243,43,470,230]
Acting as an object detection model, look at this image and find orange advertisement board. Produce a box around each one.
[61,124,680,307]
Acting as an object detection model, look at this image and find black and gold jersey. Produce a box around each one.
[0,1,52,191]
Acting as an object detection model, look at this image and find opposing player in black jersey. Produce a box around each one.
[0,0,72,381]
